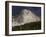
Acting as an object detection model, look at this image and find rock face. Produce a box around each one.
[12,9,40,27]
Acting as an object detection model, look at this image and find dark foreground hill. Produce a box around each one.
[12,21,41,31]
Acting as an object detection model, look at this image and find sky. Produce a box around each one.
[12,6,41,17]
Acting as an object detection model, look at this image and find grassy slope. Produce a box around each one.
[12,21,41,31]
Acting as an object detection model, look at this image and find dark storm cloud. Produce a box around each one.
[12,6,41,17]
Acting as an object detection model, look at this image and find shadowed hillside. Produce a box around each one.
[12,21,41,31]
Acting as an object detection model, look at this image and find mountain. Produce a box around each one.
[12,9,41,27]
